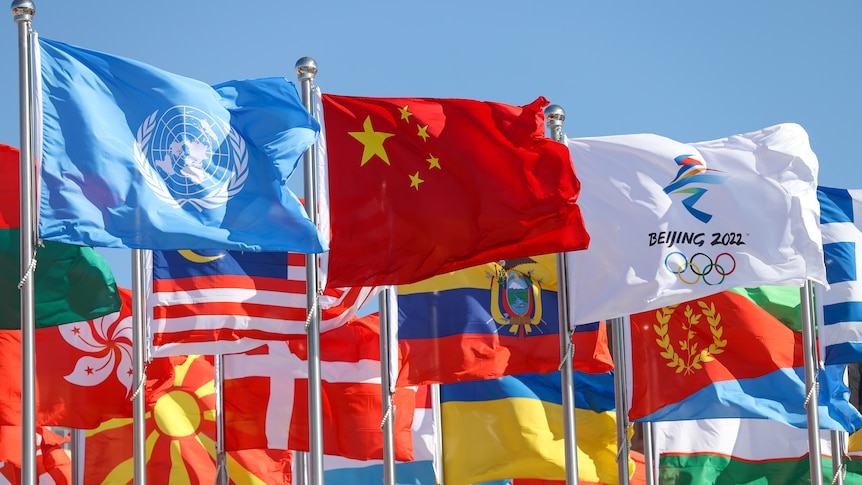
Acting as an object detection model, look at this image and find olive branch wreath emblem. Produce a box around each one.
[653,301,727,375]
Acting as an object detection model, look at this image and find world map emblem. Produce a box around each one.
[135,106,248,211]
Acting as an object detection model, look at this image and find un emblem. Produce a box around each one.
[134,107,248,211]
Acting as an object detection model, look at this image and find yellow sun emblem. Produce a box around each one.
[85,355,274,484]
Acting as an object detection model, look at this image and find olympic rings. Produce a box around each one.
[664,251,736,285]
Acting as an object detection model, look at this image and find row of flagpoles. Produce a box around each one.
[11,1,857,484]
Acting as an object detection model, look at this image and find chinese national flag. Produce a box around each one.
[321,94,589,287]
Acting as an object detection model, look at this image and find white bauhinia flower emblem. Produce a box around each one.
[59,309,134,397]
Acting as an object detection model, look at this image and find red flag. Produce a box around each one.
[83,355,292,484]
[322,94,589,287]
[223,313,415,461]
[0,426,71,485]
[0,288,132,430]
[36,287,135,428]
[149,249,377,356]
[0,333,26,426]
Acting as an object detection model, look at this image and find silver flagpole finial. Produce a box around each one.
[295,57,318,82]
[11,0,34,22]
[544,104,565,123]
[544,104,565,143]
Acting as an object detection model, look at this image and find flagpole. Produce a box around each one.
[379,287,397,485]
[295,56,325,485]
[131,249,148,483]
[642,422,656,485]
[12,2,37,483]
[801,280,823,485]
[293,451,308,485]
[831,431,845,485]
[430,383,444,484]
[612,315,632,485]
[71,428,84,485]
[544,104,580,484]
[214,354,229,485]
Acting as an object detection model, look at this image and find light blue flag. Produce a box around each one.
[37,37,325,253]
[817,186,862,364]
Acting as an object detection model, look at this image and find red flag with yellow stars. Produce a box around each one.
[82,355,291,484]
[321,94,589,287]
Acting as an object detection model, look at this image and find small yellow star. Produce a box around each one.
[409,172,424,190]
[398,105,412,123]
[349,116,394,166]
[417,125,430,142]
[427,155,441,169]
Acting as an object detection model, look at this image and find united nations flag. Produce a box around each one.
[37,37,324,253]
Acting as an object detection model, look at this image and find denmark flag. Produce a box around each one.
[223,313,415,461]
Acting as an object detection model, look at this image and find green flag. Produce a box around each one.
[1,144,120,329]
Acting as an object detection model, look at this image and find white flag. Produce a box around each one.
[566,123,826,324]
[655,418,833,483]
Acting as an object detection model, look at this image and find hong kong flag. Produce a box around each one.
[0,287,133,429]
[37,287,135,428]
[223,313,416,461]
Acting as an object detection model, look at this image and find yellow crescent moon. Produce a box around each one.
[177,250,226,263]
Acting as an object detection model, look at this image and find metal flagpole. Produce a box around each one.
[642,422,656,485]
[544,104,580,484]
[295,56,325,485]
[293,451,308,485]
[215,354,229,485]
[831,431,845,485]
[801,280,823,485]
[379,287,397,485]
[430,384,444,484]
[131,249,148,484]
[12,1,37,483]
[70,429,85,485]
[611,316,632,485]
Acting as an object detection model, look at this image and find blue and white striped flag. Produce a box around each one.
[817,186,862,364]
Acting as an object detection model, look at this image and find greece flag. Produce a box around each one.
[818,186,862,364]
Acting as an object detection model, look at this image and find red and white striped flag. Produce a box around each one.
[148,249,376,356]
[223,313,415,461]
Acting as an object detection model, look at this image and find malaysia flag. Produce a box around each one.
[148,249,377,356]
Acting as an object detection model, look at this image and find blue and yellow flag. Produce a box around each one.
[440,371,624,485]
[397,255,613,386]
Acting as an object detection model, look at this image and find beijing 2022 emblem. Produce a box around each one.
[134,106,248,211]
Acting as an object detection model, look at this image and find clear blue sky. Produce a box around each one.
[2,1,860,287]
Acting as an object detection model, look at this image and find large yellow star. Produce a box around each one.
[398,105,412,123]
[409,172,424,190]
[349,116,394,166]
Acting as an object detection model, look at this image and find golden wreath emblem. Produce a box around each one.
[653,301,727,375]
